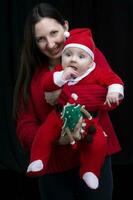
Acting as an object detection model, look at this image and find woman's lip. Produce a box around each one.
[51,47,61,55]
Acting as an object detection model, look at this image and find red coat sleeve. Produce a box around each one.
[96,67,124,86]
[16,96,40,151]
[41,65,62,92]
[94,47,124,86]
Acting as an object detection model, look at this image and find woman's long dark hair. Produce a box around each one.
[13,3,65,119]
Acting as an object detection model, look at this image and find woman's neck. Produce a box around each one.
[48,58,61,70]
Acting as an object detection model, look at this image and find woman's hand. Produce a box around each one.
[45,89,62,105]
[58,117,85,145]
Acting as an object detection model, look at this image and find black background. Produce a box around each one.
[0,0,132,199]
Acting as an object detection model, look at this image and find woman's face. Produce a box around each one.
[34,18,66,59]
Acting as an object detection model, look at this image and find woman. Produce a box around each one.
[13,3,119,200]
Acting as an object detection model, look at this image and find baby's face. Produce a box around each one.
[61,47,93,76]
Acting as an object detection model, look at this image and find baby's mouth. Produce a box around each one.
[70,66,77,71]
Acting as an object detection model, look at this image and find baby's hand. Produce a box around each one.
[104,92,120,107]
[62,67,79,81]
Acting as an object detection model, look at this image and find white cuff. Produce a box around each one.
[108,84,124,99]
[53,71,67,87]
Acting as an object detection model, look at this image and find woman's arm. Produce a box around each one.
[16,97,40,151]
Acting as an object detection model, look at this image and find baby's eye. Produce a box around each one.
[79,54,85,58]
[65,52,71,57]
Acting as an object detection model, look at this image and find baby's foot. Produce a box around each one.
[82,172,99,189]
[27,159,43,173]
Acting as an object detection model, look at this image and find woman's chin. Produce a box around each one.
[50,51,62,59]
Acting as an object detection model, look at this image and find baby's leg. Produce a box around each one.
[27,110,63,176]
[79,122,107,189]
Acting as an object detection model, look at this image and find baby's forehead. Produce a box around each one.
[64,47,87,54]
[63,47,93,59]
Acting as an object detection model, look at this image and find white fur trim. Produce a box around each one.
[62,43,94,59]
[82,172,99,189]
[64,31,70,38]
[53,71,67,87]
[27,160,43,172]
[71,93,78,100]
[108,84,124,99]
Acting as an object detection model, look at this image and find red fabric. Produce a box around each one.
[27,110,107,177]
[79,120,108,177]
[63,28,95,58]
[17,66,80,173]
[16,42,123,174]
[58,84,120,112]
[43,65,123,156]
[27,110,64,176]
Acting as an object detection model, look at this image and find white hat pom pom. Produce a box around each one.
[71,93,78,101]
[64,31,70,38]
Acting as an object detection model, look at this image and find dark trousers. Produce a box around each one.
[38,156,113,200]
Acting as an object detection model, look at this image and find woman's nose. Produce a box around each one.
[47,39,55,48]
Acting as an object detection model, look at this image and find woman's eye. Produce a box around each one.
[51,31,58,36]
[35,37,46,43]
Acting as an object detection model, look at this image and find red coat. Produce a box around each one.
[42,63,124,156]
[16,48,123,174]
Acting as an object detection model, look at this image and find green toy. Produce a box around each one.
[61,93,96,147]
[61,103,83,132]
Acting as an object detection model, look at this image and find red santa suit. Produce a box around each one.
[27,28,124,189]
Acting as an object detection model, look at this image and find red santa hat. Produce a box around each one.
[63,28,95,60]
